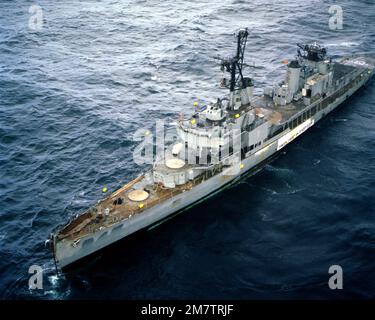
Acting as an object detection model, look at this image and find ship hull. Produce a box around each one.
[53,67,372,269]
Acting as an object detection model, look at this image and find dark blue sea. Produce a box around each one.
[1,0,375,299]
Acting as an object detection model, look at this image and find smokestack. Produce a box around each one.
[286,60,301,96]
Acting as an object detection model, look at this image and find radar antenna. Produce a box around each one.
[297,42,327,62]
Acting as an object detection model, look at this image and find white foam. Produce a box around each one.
[325,41,360,48]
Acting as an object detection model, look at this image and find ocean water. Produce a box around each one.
[0,0,375,299]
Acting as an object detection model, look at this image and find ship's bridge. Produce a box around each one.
[176,98,250,151]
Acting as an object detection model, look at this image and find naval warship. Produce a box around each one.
[49,29,374,269]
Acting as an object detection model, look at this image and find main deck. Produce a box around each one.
[57,168,215,241]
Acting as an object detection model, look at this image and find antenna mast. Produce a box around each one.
[220,28,249,92]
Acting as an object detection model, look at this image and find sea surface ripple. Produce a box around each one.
[0,0,374,299]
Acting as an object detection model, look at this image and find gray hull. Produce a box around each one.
[53,71,371,269]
